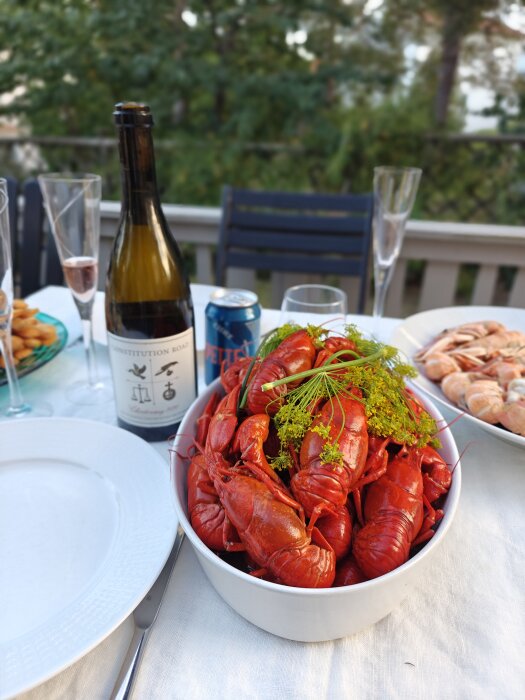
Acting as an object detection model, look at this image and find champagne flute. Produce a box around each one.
[280,284,348,332]
[38,173,112,405]
[372,166,422,335]
[0,178,52,418]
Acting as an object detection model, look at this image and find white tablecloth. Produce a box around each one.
[2,286,524,700]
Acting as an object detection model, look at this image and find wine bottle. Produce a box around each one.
[105,102,197,441]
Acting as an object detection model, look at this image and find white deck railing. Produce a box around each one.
[99,201,525,317]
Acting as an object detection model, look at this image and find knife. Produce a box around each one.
[110,525,185,700]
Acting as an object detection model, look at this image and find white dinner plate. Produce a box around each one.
[0,418,177,698]
[390,305,525,449]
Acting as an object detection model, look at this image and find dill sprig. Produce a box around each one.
[271,368,352,470]
[261,347,386,392]
[238,323,328,412]
[342,362,438,447]
[259,324,300,358]
[266,324,439,452]
[342,324,438,445]
[274,370,347,446]
[238,324,299,411]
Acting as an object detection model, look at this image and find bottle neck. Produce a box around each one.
[117,125,160,220]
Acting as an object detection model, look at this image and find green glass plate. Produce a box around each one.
[0,312,68,386]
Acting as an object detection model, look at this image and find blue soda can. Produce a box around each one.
[205,288,261,385]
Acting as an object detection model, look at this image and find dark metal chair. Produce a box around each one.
[5,176,19,265]
[216,186,374,314]
[18,178,62,297]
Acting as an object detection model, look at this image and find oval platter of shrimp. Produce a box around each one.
[390,305,525,447]
[0,299,68,384]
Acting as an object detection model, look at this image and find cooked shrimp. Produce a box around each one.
[458,330,525,357]
[418,352,461,381]
[498,401,525,436]
[415,320,525,437]
[479,357,525,388]
[506,377,525,401]
[497,379,525,436]
[441,372,473,407]
[447,350,486,371]
[414,321,506,361]
[464,380,505,424]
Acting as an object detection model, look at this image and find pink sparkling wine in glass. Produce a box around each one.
[62,256,98,304]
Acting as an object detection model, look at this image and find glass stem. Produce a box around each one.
[373,266,390,320]
[76,298,99,387]
[82,318,99,387]
[0,333,29,415]
[372,264,397,339]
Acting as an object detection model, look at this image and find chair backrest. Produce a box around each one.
[5,176,19,265]
[19,178,63,297]
[216,186,374,313]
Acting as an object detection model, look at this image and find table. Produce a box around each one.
[2,286,524,700]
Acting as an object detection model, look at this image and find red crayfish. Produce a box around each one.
[202,385,336,587]
[186,324,453,588]
[352,443,451,579]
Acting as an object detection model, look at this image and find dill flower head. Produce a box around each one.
[264,323,440,471]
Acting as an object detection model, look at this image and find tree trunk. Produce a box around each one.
[434,12,463,128]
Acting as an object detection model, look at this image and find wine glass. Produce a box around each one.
[38,173,112,405]
[0,179,52,418]
[280,284,348,332]
[372,166,422,334]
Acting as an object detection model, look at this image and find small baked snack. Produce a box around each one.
[0,299,58,367]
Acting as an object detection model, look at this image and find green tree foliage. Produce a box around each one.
[0,0,522,223]
[384,0,514,127]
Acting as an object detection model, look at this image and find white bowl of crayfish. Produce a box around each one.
[171,324,461,642]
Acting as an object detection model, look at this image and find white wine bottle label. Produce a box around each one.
[107,328,196,428]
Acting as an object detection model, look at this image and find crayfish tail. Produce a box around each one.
[268,545,336,588]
